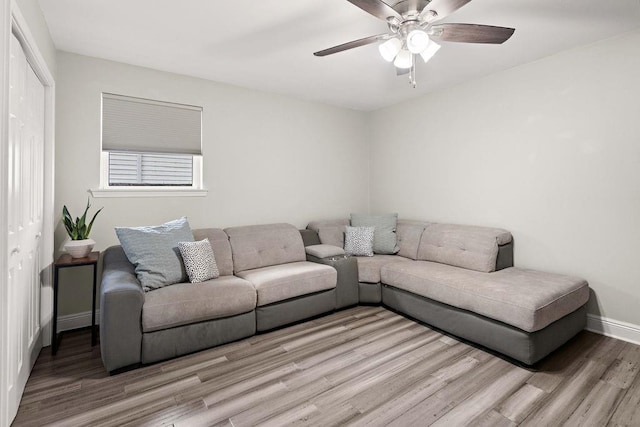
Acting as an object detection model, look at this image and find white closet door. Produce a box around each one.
[6,32,45,421]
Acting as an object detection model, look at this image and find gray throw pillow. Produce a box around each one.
[178,239,219,283]
[115,217,194,291]
[344,226,375,257]
[351,213,400,255]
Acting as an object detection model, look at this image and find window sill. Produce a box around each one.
[90,188,208,198]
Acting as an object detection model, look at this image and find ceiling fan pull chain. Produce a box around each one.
[409,59,417,88]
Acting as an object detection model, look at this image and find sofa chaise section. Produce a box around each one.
[225,223,337,332]
[381,224,588,364]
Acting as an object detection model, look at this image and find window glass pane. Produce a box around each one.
[108,152,193,186]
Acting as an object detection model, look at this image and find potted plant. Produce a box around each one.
[62,198,103,258]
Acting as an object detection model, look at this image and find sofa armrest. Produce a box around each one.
[100,246,144,373]
[307,254,358,309]
[305,244,345,259]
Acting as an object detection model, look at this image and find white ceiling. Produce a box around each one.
[38,0,640,111]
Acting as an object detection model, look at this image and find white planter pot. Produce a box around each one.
[63,238,95,259]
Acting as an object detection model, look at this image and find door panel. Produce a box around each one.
[7,32,45,421]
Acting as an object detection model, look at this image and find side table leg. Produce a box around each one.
[91,262,97,346]
[52,266,59,355]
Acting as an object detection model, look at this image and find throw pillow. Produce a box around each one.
[344,226,375,257]
[115,217,194,291]
[350,213,400,255]
[178,239,220,283]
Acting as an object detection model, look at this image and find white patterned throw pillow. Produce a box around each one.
[178,239,219,283]
[344,226,375,257]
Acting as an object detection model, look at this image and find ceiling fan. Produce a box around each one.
[314,0,515,87]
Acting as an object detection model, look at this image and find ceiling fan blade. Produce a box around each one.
[347,0,402,21]
[429,23,515,44]
[420,0,472,21]
[314,34,389,57]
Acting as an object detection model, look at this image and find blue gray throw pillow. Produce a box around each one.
[116,217,194,291]
[351,213,400,255]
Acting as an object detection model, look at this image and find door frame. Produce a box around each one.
[1,1,55,424]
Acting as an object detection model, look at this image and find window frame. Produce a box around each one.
[91,151,206,198]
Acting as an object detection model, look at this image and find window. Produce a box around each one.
[108,152,193,186]
[92,93,206,197]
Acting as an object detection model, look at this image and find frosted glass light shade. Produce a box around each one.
[420,41,441,63]
[394,49,413,69]
[379,38,402,62]
[407,30,430,54]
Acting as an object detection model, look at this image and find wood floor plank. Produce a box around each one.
[607,357,640,426]
[602,358,639,390]
[520,359,609,426]
[175,381,289,426]
[229,377,332,425]
[347,375,447,426]
[563,379,624,427]
[469,409,517,427]
[49,376,201,427]
[497,383,546,423]
[12,307,640,427]
[430,365,532,426]
[254,402,320,426]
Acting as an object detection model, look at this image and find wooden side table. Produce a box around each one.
[52,251,100,355]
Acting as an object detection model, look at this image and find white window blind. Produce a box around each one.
[102,93,202,155]
[99,93,204,191]
[108,152,193,186]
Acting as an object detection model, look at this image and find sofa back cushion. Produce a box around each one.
[225,223,306,273]
[350,213,399,255]
[192,228,234,277]
[306,219,349,247]
[417,223,512,273]
[396,220,431,260]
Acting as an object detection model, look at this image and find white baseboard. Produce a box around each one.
[586,314,640,346]
[57,310,100,332]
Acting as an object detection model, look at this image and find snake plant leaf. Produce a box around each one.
[62,199,103,240]
[85,207,104,238]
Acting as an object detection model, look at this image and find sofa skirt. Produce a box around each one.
[256,289,335,332]
[142,310,256,365]
[382,284,587,365]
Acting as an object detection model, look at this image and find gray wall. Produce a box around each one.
[369,29,640,326]
[55,51,370,316]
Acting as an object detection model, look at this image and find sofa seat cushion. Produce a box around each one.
[381,262,589,332]
[142,276,256,333]
[356,255,412,284]
[237,261,337,306]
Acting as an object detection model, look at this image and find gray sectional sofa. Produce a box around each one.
[100,219,589,374]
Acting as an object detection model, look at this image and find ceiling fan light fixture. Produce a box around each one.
[419,40,441,63]
[406,29,430,54]
[379,38,402,62]
[393,49,413,69]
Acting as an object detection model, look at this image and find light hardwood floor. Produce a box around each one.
[12,306,640,426]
